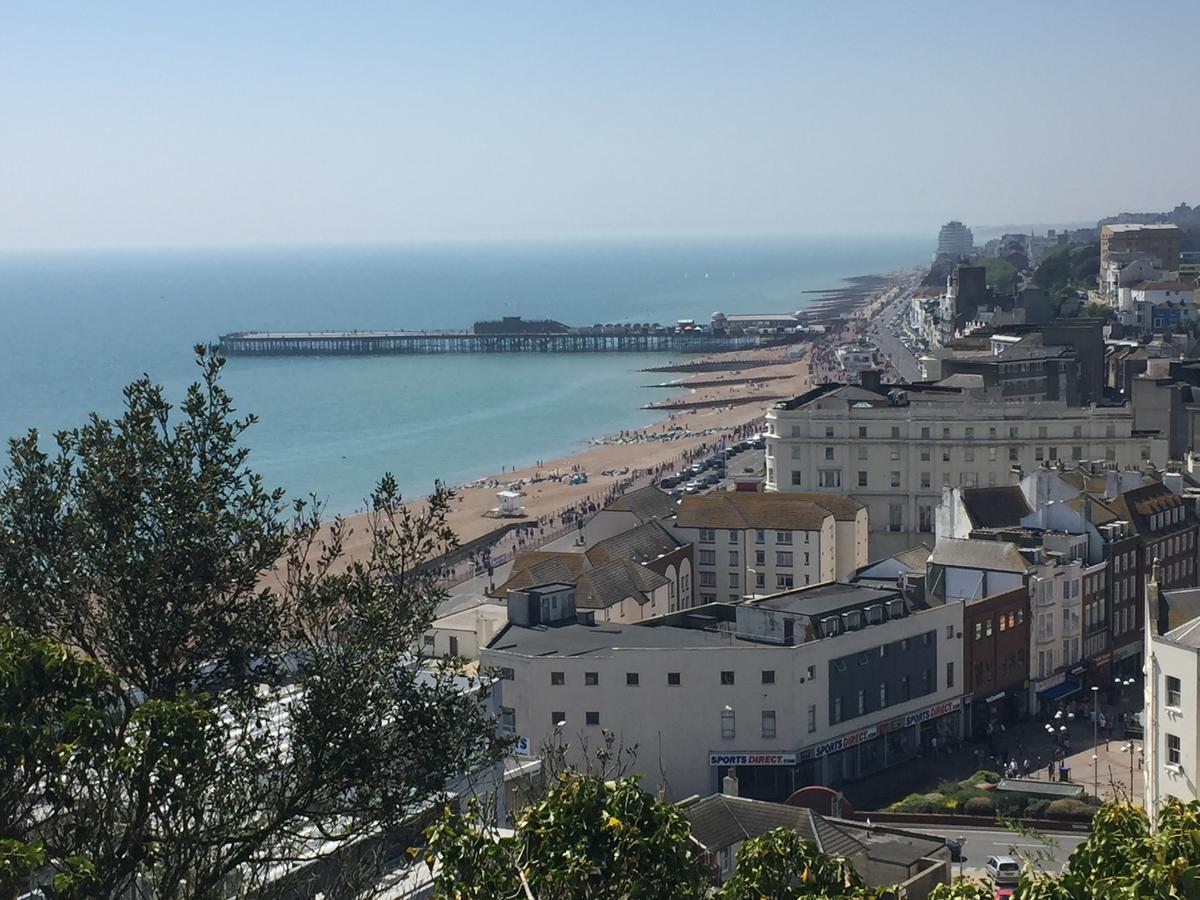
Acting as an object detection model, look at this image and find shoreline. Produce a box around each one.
[319,266,917,572]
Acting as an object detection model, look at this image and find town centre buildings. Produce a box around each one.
[483,581,964,802]
[764,378,1167,555]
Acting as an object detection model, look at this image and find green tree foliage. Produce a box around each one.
[950,799,1200,898]
[930,878,995,900]
[719,827,881,899]
[980,257,1019,296]
[426,775,885,900]
[1076,301,1116,322]
[1032,241,1100,300]
[0,348,503,898]
[426,774,711,900]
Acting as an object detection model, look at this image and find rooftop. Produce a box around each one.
[675,492,836,531]
[929,538,1034,573]
[960,486,1033,529]
[750,581,902,618]
[602,485,678,523]
[1103,223,1181,234]
[586,519,683,567]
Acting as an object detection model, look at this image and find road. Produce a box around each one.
[919,824,1087,881]
[862,291,925,383]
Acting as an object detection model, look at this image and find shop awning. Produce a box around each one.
[1037,680,1081,702]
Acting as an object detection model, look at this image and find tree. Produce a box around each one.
[719,827,881,899]
[425,774,711,899]
[0,348,503,898]
[929,879,994,900]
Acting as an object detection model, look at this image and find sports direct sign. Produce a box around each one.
[709,752,797,767]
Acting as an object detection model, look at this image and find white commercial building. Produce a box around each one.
[936,221,974,259]
[673,492,868,602]
[764,380,1167,556]
[484,581,965,802]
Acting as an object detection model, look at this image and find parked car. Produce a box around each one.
[704,472,721,485]
[986,856,1020,885]
[659,476,678,488]
[685,480,703,494]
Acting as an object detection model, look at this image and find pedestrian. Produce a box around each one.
[1047,760,1054,781]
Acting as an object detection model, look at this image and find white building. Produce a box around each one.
[1144,569,1200,814]
[422,600,510,661]
[673,492,867,602]
[765,380,1167,556]
[936,221,974,259]
[1118,281,1200,333]
[484,581,965,802]
[1101,255,1169,307]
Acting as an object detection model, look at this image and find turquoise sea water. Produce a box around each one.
[0,237,928,513]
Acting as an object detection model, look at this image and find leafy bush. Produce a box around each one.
[1045,798,1097,821]
[962,796,995,816]
[965,769,1001,785]
[1024,798,1051,819]
[892,792,948,814]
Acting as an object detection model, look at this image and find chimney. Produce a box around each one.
[722,769,739,797]
[1163,471,1184,496]
[860,369,883,393]
[1104,470,1121,501]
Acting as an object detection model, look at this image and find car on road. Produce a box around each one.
[986,855,1020,885]
[703,472,721,485]
[685,480,703,494]
[994,887,1017,900]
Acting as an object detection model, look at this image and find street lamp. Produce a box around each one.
[1092,686,1101,798]
[958,835,966,879]
[1122,741,1137,799]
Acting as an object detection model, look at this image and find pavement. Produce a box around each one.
[920,824,1087,880]
[864,293,925,382]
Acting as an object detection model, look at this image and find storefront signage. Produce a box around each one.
[1069,664,1087,676]
[901,698,961,728]
[812,726,878,758]
[985,691,1006,703]
[1090,649,1114,669]
[708,753,797,767]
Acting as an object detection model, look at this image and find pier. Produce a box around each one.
[217,329,794,356]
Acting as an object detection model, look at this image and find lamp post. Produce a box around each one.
[1092,685,1100,797]
[958,835,966,879]
[1122,741,1137,799]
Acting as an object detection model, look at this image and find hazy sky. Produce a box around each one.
[3,1,1198,248]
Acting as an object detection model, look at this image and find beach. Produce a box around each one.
[317,268,921,572]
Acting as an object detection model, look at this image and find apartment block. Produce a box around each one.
[673,492,867,602]
[484,581,964,802]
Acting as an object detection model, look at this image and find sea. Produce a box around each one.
[0,236,929,514]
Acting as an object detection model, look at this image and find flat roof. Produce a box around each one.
[752,581,901,617]
[1103,223,1180,233]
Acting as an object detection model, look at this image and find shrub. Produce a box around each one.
[962,796,996,816]
[1025,798,1051,819]
[893,793,948,814]
[965,769,1001,785]
[1045,798,1097,821]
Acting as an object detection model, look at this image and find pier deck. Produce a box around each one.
[218,330,790,356]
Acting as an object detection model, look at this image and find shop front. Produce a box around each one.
[708,751,815,802]
[811,697,963,791]
[1113,640,1141,678]
[969,688,1025,738]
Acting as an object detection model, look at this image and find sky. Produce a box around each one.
[2,1,1198,249]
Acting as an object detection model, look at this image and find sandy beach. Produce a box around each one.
[318,268,919,572]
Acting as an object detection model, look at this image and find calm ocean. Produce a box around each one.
[0,236,928,513]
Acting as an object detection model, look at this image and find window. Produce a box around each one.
[918,505,933,532]
[858,471,868,487]
[551,671,565,685]
[1167,675,1182,708]
[755,529,765,544]
[891,426,901,439]
[857,689,865,715]
[964,447,974,463]
[922,668,932,693]
[879,682,888,706]
[776,551,793,567]
[832,697,842,724]
[901,675,910,700]
[920,447,931,461]
[699,528,715,543]
[626,672,639,686]
[776,531,792,545]
[729,550,739,567]
[985,618,993,637]
[721,671,735,685]
[890,471,901,488]
[754,549,765,566]
[1168,733,1181,765]
[807,704,817,732]
[698,549,716,566]
[699,571,717,587]
[1038,425,1048,439]
[1073,425,1082,438]
[824,446,834,460]
[858,426,868,438]
[755,573,765,589]
[1009,426,1019,439]
[804,552,810,566]
[1072,446,1083,461]
[825,426,834,438]
[974,622,983,640]
[667,672,680,685]
[920,472,931,489]
[729,572,740,589]
[585,671,598,686]
[889,503,903,532]
[890,447,901,461]
[947,661,955,688]
[942,448,951,462]
[943,427,950,439]
[729,530,739,544]
[776,574,794,589]
[791,471,803,486]
[1009,446,1019,462]
[946,625,954,640]
[552,712,566,727]
[586,711,600,726]
[762,710,777,739]
[921,426,931,439]
[819,469,842,488]
[721,707,735,739]
[762,669,775,684]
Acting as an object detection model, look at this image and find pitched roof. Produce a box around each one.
[960,486,1033,529]
[492,551,588,598]
[1164,612,1200,650]
[892,543,933,575]
[1161,588,1200,634]
[784,493,865,522]
[682,795,826,852]
[929,538,1034,573]
[575,558,669,610]
[602,486,677,522]
[675,493,835,531]
[1112,482,1187,536]
[586,520,683,567]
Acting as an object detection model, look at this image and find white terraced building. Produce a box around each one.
[764,379,1167,556]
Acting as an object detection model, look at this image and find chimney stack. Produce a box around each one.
[722,769,739,798]
[860,369,883,393]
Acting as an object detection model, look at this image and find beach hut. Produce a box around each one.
[495,491,525,518]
